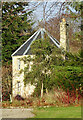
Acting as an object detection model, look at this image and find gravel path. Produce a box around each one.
[0,108,35,119]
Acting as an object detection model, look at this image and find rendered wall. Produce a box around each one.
[12,55,35,98]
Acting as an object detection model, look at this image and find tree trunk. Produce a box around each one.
[41,82,43,98]
[46,88,48,95]
[10,94,12,103]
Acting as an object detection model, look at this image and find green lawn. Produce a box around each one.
[33,106,81,118]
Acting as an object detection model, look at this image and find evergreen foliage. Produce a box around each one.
[22,38,62,96]
[2,2,34,64]
[51,66,83,95]
[2,64,12,101]
[22,37,82,97]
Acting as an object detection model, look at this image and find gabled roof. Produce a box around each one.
[12,28,60,56]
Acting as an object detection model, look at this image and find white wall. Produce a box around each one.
[12,55,35,98]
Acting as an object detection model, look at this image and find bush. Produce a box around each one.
[14,95,25,101]
[50,66,83,100]
[31,65,83,100]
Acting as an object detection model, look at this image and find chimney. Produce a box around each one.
[60,18,67,51]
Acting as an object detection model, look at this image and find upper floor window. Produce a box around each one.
[17,59,20,70]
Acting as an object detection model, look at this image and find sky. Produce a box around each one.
[27,1,78,23]
[28,2,63,22]
[24,1,81,29]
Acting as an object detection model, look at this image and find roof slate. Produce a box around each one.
[12,28,60,56]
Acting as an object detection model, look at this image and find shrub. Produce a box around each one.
[52,66,83,94]
[2,64,12,101]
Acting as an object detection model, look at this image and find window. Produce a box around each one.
[17,81,20,92]
[17,59,20,70]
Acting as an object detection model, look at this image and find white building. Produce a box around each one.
[11,18,67,98]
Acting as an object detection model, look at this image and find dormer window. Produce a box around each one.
[17,59,20,70]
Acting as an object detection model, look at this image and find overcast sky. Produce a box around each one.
[27,2,77,22]
[28,2,62,22]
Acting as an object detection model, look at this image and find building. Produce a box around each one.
[12,18,67,98]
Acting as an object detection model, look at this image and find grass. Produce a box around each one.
[33,106,81,118]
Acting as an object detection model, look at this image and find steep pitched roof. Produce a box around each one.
[12,28,60,56]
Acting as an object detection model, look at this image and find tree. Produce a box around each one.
[32,2,82,54]
[2,2,34,101]
[2,64,12,101]
[2,2,34,64]
[22,37,62,97]
[21,38,82,98]
[45,1,82,53]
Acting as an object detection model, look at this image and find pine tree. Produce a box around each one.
[22,38,62,97]
[2,2,34,64]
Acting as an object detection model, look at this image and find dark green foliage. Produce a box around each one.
[70,2,82,13]
[2,2,34,64]
[2,64,12,101]
[22,38,62,96]
[51,66,83,95]
[22,37,82,97]
[63,52,83,66]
